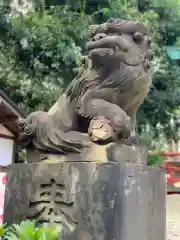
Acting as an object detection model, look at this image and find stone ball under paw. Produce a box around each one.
[88,117,115,143]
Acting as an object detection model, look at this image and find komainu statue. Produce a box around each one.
[19,19,153,155]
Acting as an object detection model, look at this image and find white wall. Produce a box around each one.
[0,138,14,166]
[0,125,14,166]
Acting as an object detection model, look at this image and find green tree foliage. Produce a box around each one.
[137,0,180,150]
[0,5,90,112]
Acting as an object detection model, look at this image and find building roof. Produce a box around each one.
[0,90,25,136]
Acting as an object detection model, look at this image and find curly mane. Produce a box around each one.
[65,58,103,102]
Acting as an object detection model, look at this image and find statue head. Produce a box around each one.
[66,19,153,105]
[86,19,153,72]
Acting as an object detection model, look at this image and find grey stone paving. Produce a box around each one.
[167,194,180,240]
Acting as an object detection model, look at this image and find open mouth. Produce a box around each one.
[88,47,115,58]
[86,35,129,53]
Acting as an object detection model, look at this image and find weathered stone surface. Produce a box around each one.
[4,162,165,240]
[26,142,148,165]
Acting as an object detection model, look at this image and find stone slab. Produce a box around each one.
[4,162,166,240]
[26,142,148,165]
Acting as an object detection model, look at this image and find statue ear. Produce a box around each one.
[147,50,154,61]
[146,36,152,47]
[133,32,144,43]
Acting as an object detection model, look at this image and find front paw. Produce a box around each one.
[111,113,132,139]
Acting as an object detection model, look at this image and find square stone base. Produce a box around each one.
[4,162,166,240]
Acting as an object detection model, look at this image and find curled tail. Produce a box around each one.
[19,111,91,154]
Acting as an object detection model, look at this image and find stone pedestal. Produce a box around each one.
[26,142,148,165]
[4,161,166,240]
